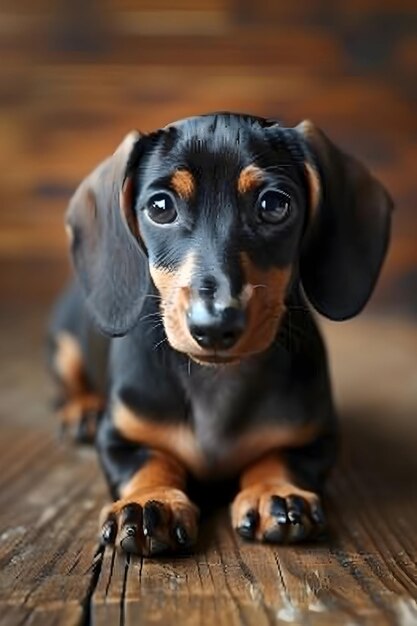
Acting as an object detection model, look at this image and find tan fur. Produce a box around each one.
[120,450,187,497]
[149,252,203,356]
[237,165,264,194]
[120,176,141,239]
[235,254,291,357]
[65,224,74,245]
[58,394,104,427]
[113,402,319,479]
[54,332,85,395]
[304,161,321,216]
[171,169,195,199]
[54,331,104,427]
[114,402,203,473]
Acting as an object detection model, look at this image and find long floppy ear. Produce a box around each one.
[295,121,393,320]
[66,131,149,336]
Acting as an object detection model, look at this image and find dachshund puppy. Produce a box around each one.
[49,113,392,555]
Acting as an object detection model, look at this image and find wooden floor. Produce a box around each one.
[0,305,416,626]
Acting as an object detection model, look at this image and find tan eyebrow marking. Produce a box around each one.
[304,161,321,216]
[170,169,195,200]
[237,165,264,194]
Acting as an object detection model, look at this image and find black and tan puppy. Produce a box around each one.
[49,113,392,555]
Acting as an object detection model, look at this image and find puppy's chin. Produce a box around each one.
[187,353,241,366]
[187,338,276,367]
[164,337,243,366]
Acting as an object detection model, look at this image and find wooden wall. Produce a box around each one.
[0,0,416,312]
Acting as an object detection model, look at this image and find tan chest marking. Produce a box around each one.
[113,402,319,480]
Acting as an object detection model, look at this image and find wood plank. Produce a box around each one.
[0,426,106,625]
[0,304,101,626]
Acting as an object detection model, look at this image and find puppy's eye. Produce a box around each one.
[145,193,178,225]
[258,190,291,224]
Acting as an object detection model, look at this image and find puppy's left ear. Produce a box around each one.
[295,121,393,320]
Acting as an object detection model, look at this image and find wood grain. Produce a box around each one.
[0,306,416,625]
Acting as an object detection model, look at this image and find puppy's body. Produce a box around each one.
[50,113,392,554]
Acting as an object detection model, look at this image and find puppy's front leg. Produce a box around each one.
[231,450,326,544]
[97,416,199,556]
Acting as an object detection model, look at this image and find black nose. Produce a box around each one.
[187,303,246,350]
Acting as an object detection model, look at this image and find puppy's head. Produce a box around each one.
[67,113,393,364]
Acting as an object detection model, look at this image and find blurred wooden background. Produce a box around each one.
[0,0,416,313]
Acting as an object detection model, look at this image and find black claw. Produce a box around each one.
[119,505,143,554]
[174,524,189,546]
[124,525,136,537]
[270,496,288,524]
[310,502,327,540]
[237,509,258,540]
[287,496,307,524]
[143,501,163,536]
[120,503,143,526]
[101,516,117,544]
[310,501,326,527]
[120,532,141,555]
[119,504,142,554]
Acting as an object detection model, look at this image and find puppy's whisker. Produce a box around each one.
[139,311,162,322]
[153,336,168,351]
[143,294,162,301]
[149,320,164,332]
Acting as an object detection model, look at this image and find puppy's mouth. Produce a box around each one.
[188,352,240,365]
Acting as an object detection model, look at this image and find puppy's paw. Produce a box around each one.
[56,394,104,444]
[231,483,325,544]
[99,488,199,556]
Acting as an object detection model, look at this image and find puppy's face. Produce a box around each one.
[68,114,392,341]
[131,114,312,364]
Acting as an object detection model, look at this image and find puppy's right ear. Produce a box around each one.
[66,132,149,336]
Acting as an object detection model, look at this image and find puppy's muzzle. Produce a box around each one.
[187,300,246,350]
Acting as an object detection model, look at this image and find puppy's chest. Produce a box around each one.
[116,357,317,479]
[176,368,314,478]
[186,377,245,465]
